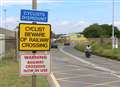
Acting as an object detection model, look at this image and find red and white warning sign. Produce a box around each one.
[20,54,50,76]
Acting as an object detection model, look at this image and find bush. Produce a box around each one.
[74,42,120,61]
[74,44,85,52]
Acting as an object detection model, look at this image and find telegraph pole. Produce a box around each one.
[112,0,115,49]
[32,0,37,87]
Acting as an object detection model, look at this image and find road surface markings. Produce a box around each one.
[63,64,84,67]
[59,79,94,84]
[59,48,120,79]
[57,73,117,80]
[57,74,96,80]
[55,72,91,75]
[55,71,114,76]
[87,80,120,87]
[55,69,84,73]
[50,72,61,87]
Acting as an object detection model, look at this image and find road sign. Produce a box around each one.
[19,23,51,51]
[20,9,48,22]
[20,54,50,76]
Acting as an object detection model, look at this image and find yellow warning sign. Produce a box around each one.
[19,23,51,51]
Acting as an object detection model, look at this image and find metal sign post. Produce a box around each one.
[32,0,37,87]
[19,1,50,87]
[32,50,36,87]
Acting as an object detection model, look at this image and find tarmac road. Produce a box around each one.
[51,46,120,87]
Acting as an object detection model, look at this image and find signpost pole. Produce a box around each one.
[32,74,36,87]
[19,0,50,86]
[32,0,37,87]
[32,51,37,87]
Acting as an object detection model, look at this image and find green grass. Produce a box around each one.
[0,57,49,87]
[74,41,120,61]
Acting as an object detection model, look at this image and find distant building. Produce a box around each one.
[0,28,15,39]
[0,28,15,53]
[68,33,88,42]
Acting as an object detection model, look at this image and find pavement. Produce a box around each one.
[51,46,120,87]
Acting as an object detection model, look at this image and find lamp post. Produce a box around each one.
[3,9,6,28]
[112,0,115,49]
[32,0,37,10]
[14,26,18,61]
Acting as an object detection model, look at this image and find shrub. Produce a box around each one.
[74,42,120,61]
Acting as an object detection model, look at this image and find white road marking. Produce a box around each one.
[57,74,98,80]
[55,72,88,75]
[50,72,61,87]
[55,71,114,76]
[63,64,82,67]
[59,79,94,84]
[87,80,120,87]
[59,48,120,79]
[55,69,82,73]
[57,74,96,80]
[52,64,82,68]
[57,73,117,81]
[107,84,120,87]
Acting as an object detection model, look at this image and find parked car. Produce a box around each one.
[51,38,58,48]
[64,42,70,46]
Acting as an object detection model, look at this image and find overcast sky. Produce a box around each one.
[0,0,120,34]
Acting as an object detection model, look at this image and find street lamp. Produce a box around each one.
[32,0,37,10]
[112,0,115,49]
[3,9,6,28]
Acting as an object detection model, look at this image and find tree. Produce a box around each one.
[83,24,103,38]
[83,24,120,38]
[100,24,120,38]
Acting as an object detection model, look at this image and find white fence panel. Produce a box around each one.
[0,34,5,59]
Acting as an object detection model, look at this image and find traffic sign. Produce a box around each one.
[20,54,50,76]
[19,23,51,51]
[20,9,48,22]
